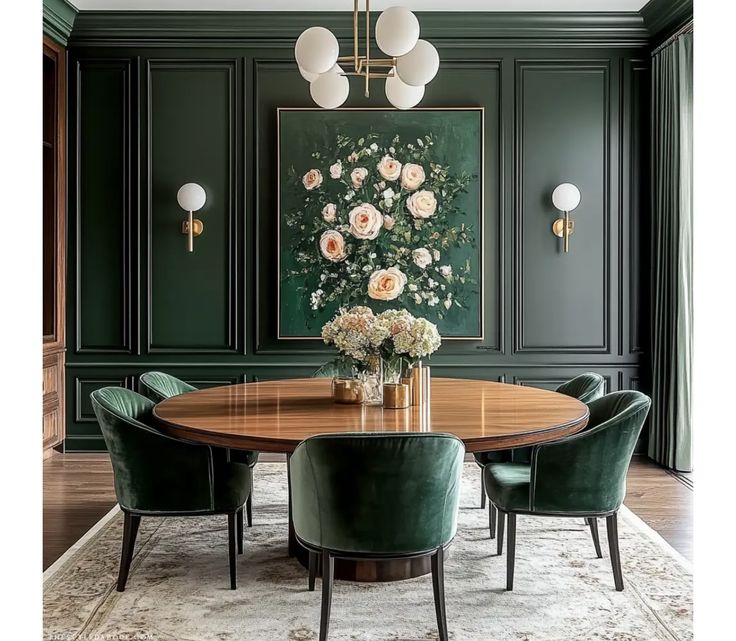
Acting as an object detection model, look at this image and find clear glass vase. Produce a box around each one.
[359,355,384,405]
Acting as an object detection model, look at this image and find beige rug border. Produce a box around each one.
[42,463,693,586]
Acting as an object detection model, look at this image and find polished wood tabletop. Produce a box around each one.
[153,377,589,453]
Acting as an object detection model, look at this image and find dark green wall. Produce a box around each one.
[65,13,650,451]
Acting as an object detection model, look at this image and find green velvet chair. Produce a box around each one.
[139,371,259,527]
[484,390,651,592]
[475,372,606,536]
[90,387,252,591]
[290,433,465,641]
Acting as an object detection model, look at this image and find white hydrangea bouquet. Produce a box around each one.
[321,306,441,403]
[284,131,476,327]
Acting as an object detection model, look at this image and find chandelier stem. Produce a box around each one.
[353,0,359,71]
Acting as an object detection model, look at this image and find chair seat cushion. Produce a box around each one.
[228,449,259,467]
[473,450,511,467]
[483,463,531,512]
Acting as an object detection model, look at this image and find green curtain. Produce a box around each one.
[649,32,693,471]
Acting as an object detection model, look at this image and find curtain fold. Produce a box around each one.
[649,32,693,471]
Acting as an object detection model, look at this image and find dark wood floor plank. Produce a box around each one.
[43,453,693,570]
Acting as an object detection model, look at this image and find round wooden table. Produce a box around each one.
[153,377,589,582]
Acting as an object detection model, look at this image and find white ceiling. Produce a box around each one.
[68,1,650,12]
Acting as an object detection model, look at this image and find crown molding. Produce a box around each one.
[640,0,692,43]
[68,11,650,49]
[43,0,78,46]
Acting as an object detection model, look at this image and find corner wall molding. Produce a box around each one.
[640,0,693,44]
[43,0,77,47]
[69,11,650,49]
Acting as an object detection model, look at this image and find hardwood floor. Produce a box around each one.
[42,452,693,571]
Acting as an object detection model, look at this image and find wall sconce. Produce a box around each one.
[177,183,206,252]
[551,183,581,253]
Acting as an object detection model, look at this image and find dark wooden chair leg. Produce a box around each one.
[489,503,497,539]
[480,470,486,509]
[228,512,237,590]
[606,512,624,591]
[587,517,603,558]
[319,552,334,641]
[308,550,318,591]
[116,512,141,592]
[246,468,254,527]
[506,513,516,591]
[237,507,244,555]
[497,510,505,555]
[431,547,449,641]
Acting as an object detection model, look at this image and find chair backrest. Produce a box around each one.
[139,371,197,403]
[556,372,605,405]
[290,433,465,556]
[90,386,215,513]
[530,390,651,514]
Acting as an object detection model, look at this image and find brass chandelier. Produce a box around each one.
[295,1,440,110]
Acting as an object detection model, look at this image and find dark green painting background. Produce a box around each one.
[278,109,483,337]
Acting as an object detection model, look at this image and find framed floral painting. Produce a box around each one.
[278,108,484,339]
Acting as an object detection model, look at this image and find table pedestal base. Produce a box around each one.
[293,544,433,582]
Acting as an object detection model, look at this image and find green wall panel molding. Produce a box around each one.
[68,11,649,49]
[71,58,136,354]
[43,0,77,46]
[146,59,240,353]
[640,0,693,44]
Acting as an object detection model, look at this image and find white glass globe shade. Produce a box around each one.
[396,39,440,87]
[310,70,350,109]
[385,74,425,110]
[552,183,581,212]
[299,63,342,83]
[375,7,420,57]
[177,183,206,212]
[295,27,339,75]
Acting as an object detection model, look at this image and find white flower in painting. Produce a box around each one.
[414,293,422,304]
[439,265,453,278]
[322,203,337,222]
[383,215,395,230]
[432,248,440,262]
[319,230,347,263]
[408,283,418,292]
[382,188,395,200]
[376,155,402,181]
[428,278,437,288]
[348,203,383,240]
[367,267,407,301]
[310,288,325,310]
[406,190,437,219]
[344,190,355,201]
[412,248,433,269]
[351,167,369,189]
[370,142,379,152]
[444,298,452,310]
[389,146,396,154]
[417,138,424,147]
[302,169,323,190]
[348,151,359,163]
[427,293,440,307]
[401,163,426,191]
[329,161,342,179]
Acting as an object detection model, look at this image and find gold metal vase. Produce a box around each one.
[409,362,431,407]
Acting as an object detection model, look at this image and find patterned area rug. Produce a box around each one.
[44,463,692,641]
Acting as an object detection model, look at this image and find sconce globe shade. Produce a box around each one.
[295,27,340,75]
[396,39,440,87]
[177,183,206,212]
[375,7,420,57]
[552,183,581,212]
[310,69,350,109]
[385,74,425,110]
